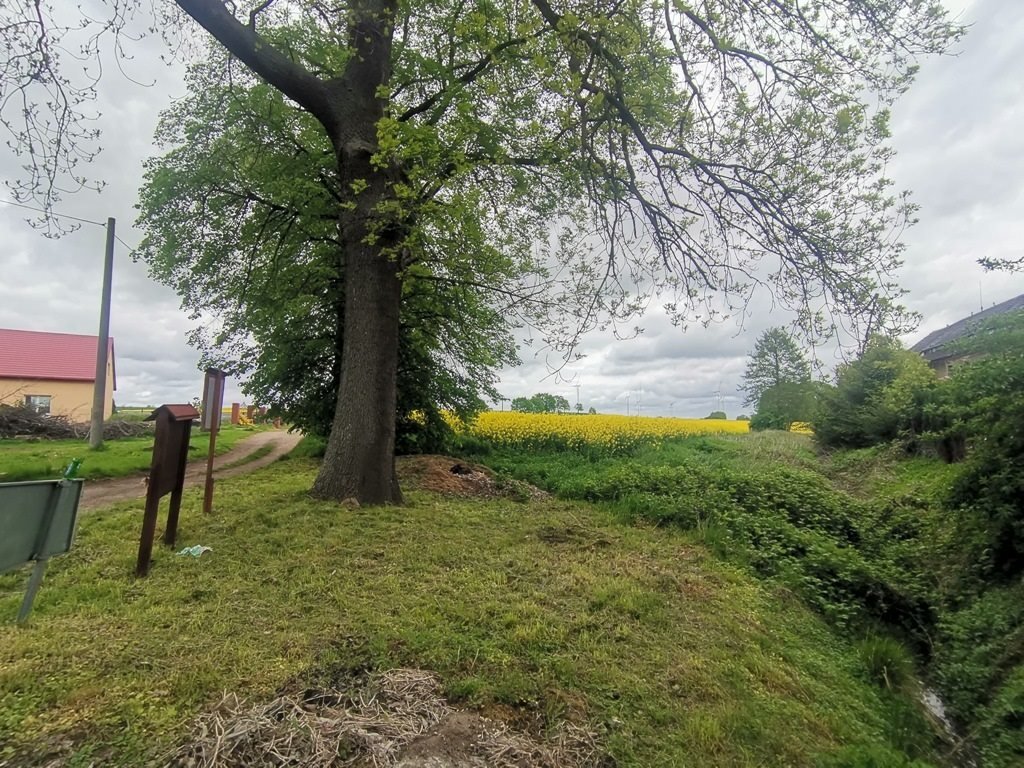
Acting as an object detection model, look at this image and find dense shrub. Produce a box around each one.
[749,411,788,431]
[944,351,1024,577]
[934,585,1024,719]
[932,584,1024,767]
[814,337,940,449]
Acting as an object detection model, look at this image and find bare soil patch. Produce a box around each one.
[396,455,546,501]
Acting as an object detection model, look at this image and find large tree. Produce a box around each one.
[741,327,812,407]
[135,56,522,461]
[1,1,961,504]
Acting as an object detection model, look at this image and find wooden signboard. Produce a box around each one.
[201,368,226,433]
[137,404,199,577]
[200,369,227,515]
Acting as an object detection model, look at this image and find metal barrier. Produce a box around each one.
[0,478,84,624]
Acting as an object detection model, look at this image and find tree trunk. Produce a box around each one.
[308,0,402,505]
[178,0,404,505]
[312,238,403,504]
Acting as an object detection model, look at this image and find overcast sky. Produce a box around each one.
[2,0,1023,418]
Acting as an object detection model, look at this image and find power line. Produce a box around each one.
[0,197,107,228]
[115,234,139,256]
[0,197,140,254]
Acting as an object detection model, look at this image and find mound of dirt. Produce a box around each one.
[396,456,547,501]
[164,669,602,768]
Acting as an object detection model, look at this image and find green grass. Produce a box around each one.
[214,440,275,472]
[1,459,928,767]
[0,426,262,483]
[819,444,961,504]
[110,408,154,423]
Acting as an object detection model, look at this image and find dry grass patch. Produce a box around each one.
[164,668,603,768]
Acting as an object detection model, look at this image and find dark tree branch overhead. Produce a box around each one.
[248,0,276,30]
[175,0,337,129]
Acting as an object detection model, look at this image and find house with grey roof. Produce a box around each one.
[911,292,1024,377]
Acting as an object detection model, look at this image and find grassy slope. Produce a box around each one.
[0,426,263,483]
[2,458,909,767]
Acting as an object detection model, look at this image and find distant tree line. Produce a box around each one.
[511,393,571,414]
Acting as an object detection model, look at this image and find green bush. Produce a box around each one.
[933,585,1024,726]
[944,351,1024,577]
[975,665,1024,767]
[814,337,940,449]
[749,411,789,431]
[933,583,1024,768]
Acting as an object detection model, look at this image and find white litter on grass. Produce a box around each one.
[176,545,213,557]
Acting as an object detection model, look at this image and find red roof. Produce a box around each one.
[0,328,116,388]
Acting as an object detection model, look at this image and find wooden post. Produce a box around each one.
[203,426,218,515]
[201,369,226,515]
[230,402,240,425]
[136,489,161,577]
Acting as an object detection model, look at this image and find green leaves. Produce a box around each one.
[742,327,812,409]
[814,337,939,449]
[135,49,518,442]
[511,393,571,413]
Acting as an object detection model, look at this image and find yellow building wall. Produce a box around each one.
[0,361,114,421]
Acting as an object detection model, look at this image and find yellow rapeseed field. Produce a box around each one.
[458,411,748,453]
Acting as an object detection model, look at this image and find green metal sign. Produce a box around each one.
[0,478,84,623]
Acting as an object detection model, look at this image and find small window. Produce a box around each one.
[25,395,52,415]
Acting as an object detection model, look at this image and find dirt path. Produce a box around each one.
[79,429,303,511]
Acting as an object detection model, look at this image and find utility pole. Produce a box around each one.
[89,217,115,450]
[574,383,581,410]
[626,392,631,417]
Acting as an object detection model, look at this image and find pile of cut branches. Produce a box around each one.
[0,404,152,440]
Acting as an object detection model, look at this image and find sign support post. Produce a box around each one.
[17,483,62,624]
[201,369,226,515]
